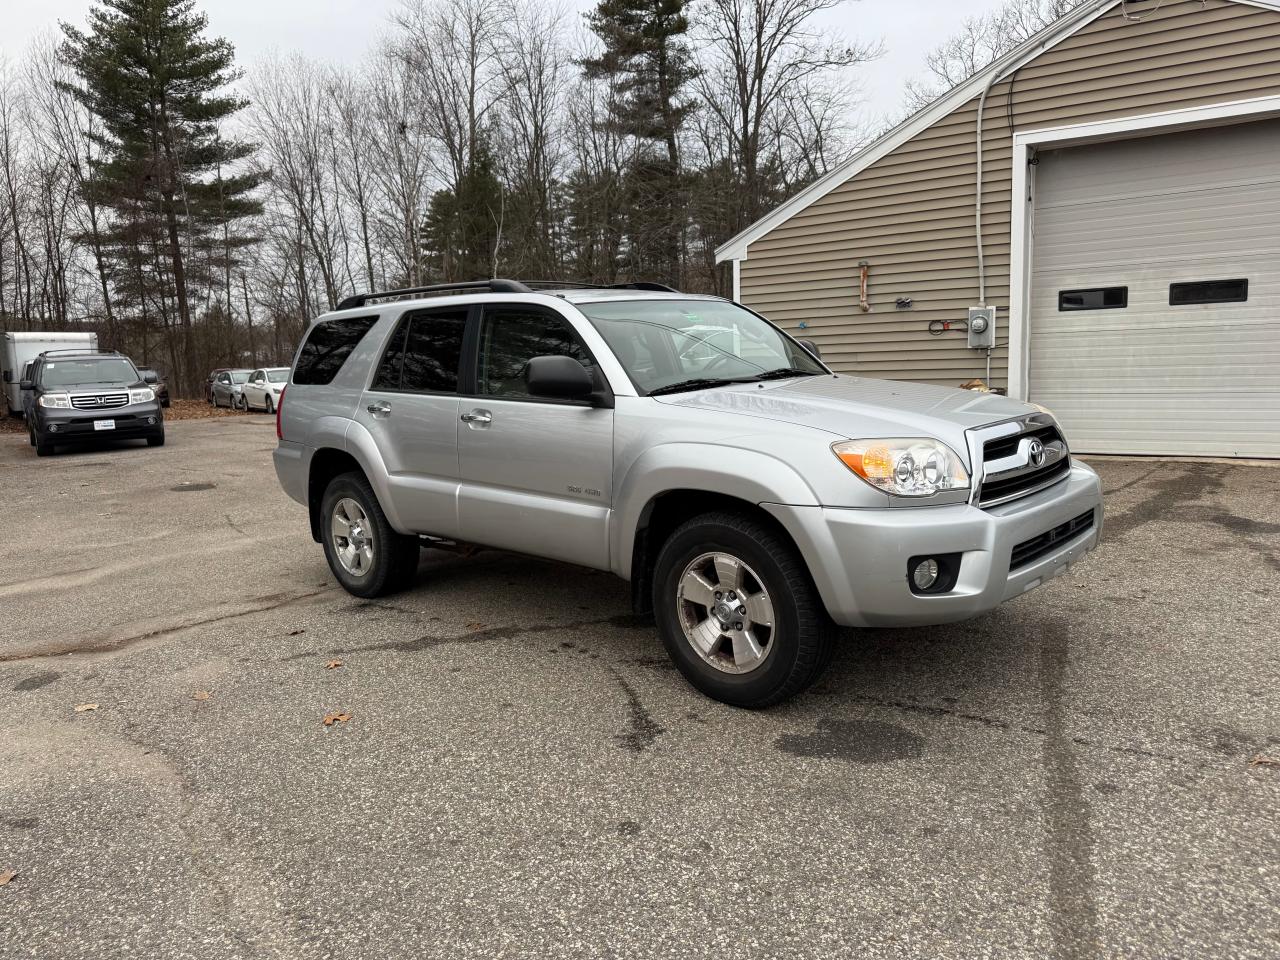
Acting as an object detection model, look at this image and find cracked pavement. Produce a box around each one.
[0,419,1277,959]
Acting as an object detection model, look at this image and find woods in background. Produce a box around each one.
[0,0,876,395]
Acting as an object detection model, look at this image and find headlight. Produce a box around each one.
[129,387,155,404]
[832,438,969,498]
[38,393,71,409]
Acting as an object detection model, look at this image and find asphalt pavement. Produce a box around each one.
[0,417,1277,959]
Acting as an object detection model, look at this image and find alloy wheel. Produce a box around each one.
[676,551,776,674]
[331,497,375,577]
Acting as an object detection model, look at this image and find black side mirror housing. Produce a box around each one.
[798,338,822,359]
[19,380,33,391]
[525,355,597,403]
[143,372,158,384]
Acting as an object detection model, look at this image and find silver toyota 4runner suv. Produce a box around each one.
[274,279,1102,708]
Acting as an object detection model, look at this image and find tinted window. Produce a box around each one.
[371,318,408,391]
[294,316,378,385]
[1058,287,1127,311]
[477,306,592,399]
[1169,279,1247,305]
[403,309,467,393]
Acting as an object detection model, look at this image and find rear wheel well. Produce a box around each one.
[308,449,365,543]
[629,490,800,618]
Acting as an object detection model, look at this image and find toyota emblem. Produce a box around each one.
[1028,438,1046,467]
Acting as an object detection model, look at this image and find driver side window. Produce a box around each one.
[476,305,593,400]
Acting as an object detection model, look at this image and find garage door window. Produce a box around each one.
[1058,287,1127,311]
[1169,279,1248,306]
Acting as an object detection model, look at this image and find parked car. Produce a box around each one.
[4,331,98,417]
[210,369,251,408]
[273,279,1103,708]
[21,349,163,456]
[241,367,289,413]
[205,368,230,404]
[138,368,170,407]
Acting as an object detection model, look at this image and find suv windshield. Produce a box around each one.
[39,357,138,388]
[577,299,825,395]
[267,369,289,383]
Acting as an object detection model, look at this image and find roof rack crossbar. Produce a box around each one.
[520,280,679,293]
[336,279,533,311]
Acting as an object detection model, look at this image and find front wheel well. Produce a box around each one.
[629,490,801,618]
[307,448,365,543]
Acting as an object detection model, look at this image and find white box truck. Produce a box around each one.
[3,331,99,416]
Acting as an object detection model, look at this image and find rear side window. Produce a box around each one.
[293,316,378,385]
[371,308,468,394]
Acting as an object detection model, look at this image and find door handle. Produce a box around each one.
[460,410,492,424]
[367,400,392,417]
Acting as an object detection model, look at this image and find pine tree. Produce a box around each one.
[581,0,697,286]
[60,0,261,395]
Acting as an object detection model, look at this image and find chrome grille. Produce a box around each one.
[71,391,129,410]
[968,414,1071,509]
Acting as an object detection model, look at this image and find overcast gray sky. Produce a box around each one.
[2,0,992,118]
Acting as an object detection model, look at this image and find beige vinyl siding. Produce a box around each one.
[738,0,1280,388]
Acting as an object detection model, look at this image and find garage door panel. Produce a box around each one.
[1029,119,1279,458]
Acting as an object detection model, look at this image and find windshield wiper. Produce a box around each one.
[648,377,752,397]
[749,367,823,381]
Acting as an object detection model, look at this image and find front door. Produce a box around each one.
[354,305,469,538]
[457,303,613,569]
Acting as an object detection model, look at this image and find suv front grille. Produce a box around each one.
[71,392,129,410]
[972,418,1071,509]
[1011,510,1095,570]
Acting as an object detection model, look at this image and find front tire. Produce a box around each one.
[653,511,837,709]
[34,436,54,457]
[147,430,165,447]
[320,472,420,598]
[265,395,275,414]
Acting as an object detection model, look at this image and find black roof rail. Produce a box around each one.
[38,348,124,358]
[521,280,680,293]
[335,279,533,311]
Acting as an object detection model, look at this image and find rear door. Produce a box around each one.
[353,305,469,538]
[456,302,613,569]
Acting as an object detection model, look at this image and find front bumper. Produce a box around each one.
[36,403,164,443]
[766,463,1103,628]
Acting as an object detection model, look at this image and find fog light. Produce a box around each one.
[912,558,939,591]
[48,424,60,433]
[146,416,156,425]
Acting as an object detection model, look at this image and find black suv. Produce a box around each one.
[21,350,165,457]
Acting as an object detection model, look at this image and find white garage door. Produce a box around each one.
[1028,119,1280,457]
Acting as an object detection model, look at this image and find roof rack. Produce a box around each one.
[335,279,532,311]
[334,278,680,311]
[38,348,123,358]
[521,280,680,293]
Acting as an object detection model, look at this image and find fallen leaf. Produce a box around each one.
[73,703,98,713]
[193,691,211,701]
[288,629,306,636]
[465,622,486,630]
[1249,754,1279,767]
[322,712,352,726]
[0,869,15,887]
[324,659,343,670]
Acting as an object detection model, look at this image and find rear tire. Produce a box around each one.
[652,511,837,709]
[320,472,420,598]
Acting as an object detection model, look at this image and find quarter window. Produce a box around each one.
[293,315,378,385]
[1058,287,1127,311]
[1169,279,1247,305]
[477,306,593,399]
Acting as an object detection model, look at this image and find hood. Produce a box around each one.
[661,374,1034,457]
[53,379,147,394]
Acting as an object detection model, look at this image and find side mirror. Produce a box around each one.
[143,372,158,384]
[525,355,595,402]
[19,380,33,391]
[798,338,822,359]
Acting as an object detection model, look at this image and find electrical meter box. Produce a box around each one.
[967,306,996,349]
